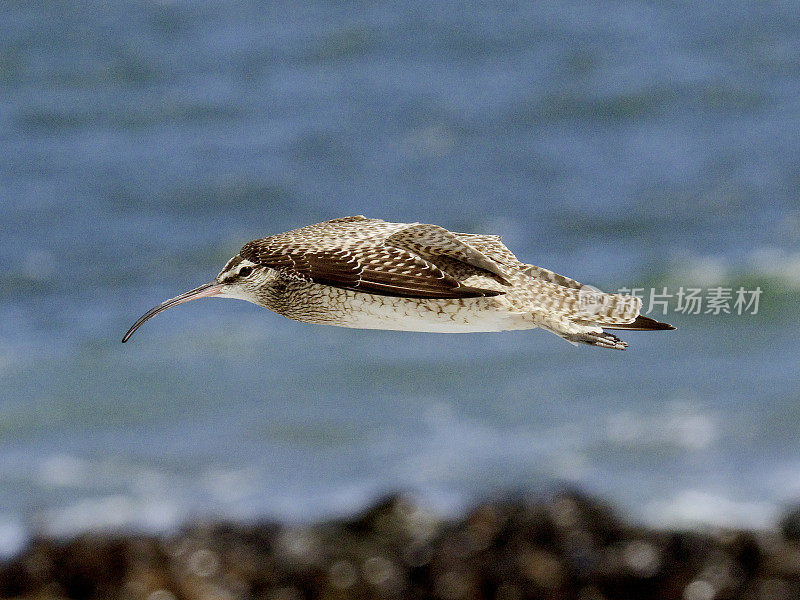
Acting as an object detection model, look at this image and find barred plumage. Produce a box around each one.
[122,216,674,348]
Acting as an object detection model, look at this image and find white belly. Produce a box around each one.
[333,296,535,333]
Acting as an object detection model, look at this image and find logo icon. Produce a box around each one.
[576,284,610,317]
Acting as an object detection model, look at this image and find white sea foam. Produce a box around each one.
[393,400,585,497]
[201,466,260,504]
[3,396,787,539]
[748,247,800,288]
[672,247,800,289]
[0,518,25,559]
[678,256,730,286]
[605,401,717,451]
[644,490,778,530]
[42,495,184,537]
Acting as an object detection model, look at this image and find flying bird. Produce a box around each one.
[122,216,674,349]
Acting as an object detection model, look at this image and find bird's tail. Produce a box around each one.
[534,287,675,350]
[603,314,675,331]
[570,288,675,331]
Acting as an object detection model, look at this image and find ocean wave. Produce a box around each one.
[645,490,778,530]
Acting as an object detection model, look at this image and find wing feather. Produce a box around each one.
[385,224,511,282]
[240,239,502,299]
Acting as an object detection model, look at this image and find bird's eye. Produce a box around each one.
[238,266,253,278]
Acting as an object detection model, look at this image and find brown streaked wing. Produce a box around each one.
[384,224,511,283]
[521,264,584,289]
[451,233,521,266]
[240,240,503,299]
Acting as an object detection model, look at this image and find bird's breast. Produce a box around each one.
[268,283,534,333]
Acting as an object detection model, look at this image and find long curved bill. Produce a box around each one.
[122,282,223,343]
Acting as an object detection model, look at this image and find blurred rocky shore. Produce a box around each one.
[3,491,800,600]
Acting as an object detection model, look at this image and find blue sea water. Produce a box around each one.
[1,1,799,556]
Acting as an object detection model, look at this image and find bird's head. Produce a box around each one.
[121,254,269,343]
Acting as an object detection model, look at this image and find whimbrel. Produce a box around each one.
[122,216,673,349]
